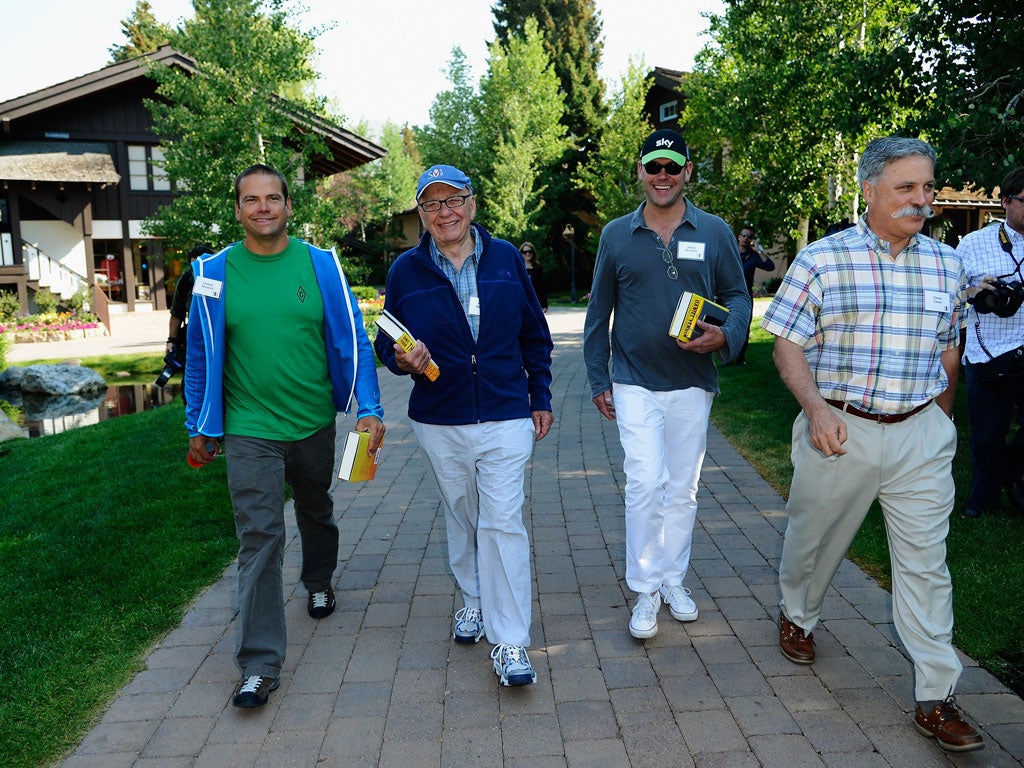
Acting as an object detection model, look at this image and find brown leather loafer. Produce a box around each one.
[914,696,984,752]
[779,611,815,664]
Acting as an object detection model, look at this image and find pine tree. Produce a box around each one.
[492,0,606,143]
[108,0,173,62]
[491,0,607,292]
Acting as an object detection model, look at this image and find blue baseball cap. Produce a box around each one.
[416,164,473,200]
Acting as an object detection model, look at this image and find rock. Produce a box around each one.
[0,410,26,442]
[18,364,107,396]
[0,366,27,391]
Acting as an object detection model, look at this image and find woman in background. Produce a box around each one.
[519,242,548,311]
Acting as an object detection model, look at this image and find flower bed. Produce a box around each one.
[0,312,106,343]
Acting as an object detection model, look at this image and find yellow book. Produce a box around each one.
[337,430,382,483]
[668,291,730,341]
[375,309,440,382]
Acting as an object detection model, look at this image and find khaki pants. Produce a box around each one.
[779,401,962,702]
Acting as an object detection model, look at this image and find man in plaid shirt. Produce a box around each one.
[761,137,983,752]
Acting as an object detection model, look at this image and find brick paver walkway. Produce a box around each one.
[57,307,1024,767]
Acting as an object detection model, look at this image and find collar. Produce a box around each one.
[857,213,919,257]
[429,227,481,267]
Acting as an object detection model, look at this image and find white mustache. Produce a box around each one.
[891,204,935,219]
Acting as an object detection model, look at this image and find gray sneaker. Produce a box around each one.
[490,644,537,686]
[453,606,485,644]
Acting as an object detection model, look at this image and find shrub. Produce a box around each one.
[67,288,89,315]
[351,285,380,302]
[0,291,20,321]
[34,288,59,314]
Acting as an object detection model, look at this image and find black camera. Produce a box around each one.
[155,343,185,387]
[969,278,1024,318]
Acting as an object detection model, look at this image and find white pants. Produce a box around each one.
[780,402,961,701]
[613,383,714,594]
[411,418,535,647]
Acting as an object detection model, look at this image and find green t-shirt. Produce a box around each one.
[223,237,336,440]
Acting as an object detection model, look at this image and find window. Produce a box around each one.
[128,145,171,191]
[659,100,678,123]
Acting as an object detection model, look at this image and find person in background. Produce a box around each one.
[163,244,213,397]
[582,128,750,640]
[375,164,553,687]
[519,241,548,310]
[732,226,775,365]
[185,164,385,708]
[760,136,982,753]
[958,166,1024,519]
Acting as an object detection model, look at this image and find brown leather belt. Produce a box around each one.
[825,398,931,424]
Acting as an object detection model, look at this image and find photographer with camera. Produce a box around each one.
[157,244,213,394]
[960,166,1024,518]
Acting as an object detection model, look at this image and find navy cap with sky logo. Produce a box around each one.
[640,129,690,166]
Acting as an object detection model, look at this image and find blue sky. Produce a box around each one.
[1,0,724,131]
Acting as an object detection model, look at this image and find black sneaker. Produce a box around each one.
[307,585,336,619]
[232,675,280,708]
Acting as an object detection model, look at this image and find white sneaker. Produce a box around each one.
[629,592,661,638]
[659,584,698,622]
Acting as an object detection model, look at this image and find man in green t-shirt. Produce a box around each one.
[185,165,385,708]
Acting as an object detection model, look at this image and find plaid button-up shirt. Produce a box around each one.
[761,216,966,415]
[430,231,483,342]
[958,222,1024,363]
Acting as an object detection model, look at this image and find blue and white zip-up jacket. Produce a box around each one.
[374,223,553,426]
[184,240,383,438]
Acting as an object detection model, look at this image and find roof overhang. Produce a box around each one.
[0,141,120,184]
[0,47,384,174]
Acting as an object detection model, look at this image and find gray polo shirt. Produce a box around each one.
[582,200,751,396]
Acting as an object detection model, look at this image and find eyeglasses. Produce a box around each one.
[1009,195,1024,205]
[660,248,678,280]
[418,194,472,213]
[521,249,534,254]
[643,160,686,176]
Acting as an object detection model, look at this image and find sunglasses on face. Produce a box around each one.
[521,249,534,254]
[643,160,686,176]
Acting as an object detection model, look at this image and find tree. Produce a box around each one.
[492,0,606,144]
[492,0,607,287]
[108,0,172,62]
[684,0,920,255]
[906,0,1024,190]
[416,48,484,180]
[475,19,567,241]
[141,0,333,253]
[331,121,421,277]
[576,59,653,240]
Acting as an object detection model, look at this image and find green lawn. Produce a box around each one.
[0,401,238,768]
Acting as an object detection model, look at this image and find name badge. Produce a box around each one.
[677,242,706,261]
[468,296,481,316]
[194,276,223,299]
[924,290,950,313]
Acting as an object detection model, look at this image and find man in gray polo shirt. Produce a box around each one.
[583,129,750,639]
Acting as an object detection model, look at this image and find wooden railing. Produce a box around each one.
[23,241,88,300]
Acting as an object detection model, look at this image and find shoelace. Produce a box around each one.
[634,594,659,623]
[490,644,528,666]
[662,586,690,604]
[311,591,329,609]
[455,607,482,625]
[238,676,265,694]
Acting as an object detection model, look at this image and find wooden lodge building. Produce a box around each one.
[0,46,384,326]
